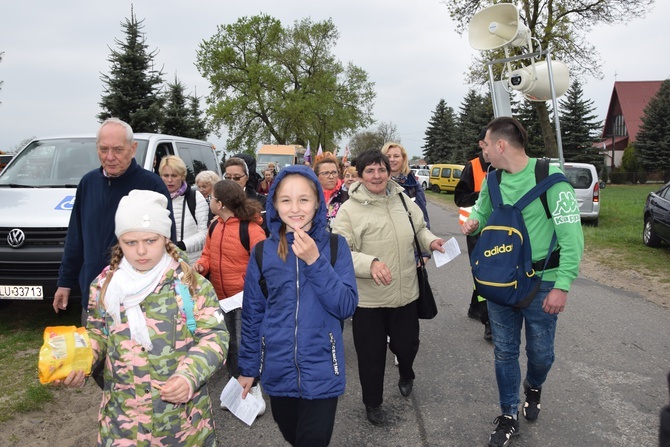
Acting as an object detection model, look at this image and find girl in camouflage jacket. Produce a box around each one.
[59,190,229,447]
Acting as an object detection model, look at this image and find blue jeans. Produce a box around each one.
[487,281,557,416]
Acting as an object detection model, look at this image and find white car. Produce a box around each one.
[411,168,430,190]
[551,161,601,226]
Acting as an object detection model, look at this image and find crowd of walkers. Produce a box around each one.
[53,117,589,447]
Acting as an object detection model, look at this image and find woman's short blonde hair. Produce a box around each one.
[195,170,220,187]
[343,165,358,177]
[380,142,410,175]
[159,155,187,180]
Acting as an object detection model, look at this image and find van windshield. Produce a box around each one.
[0,138,99,187]
[257,154,295,170]
[0,138,149,187]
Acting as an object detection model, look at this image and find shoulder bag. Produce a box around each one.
[399,194,438,319]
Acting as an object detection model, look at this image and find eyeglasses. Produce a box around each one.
[318,171,339,178]
[208,194,219,202]
[224,174,247,181]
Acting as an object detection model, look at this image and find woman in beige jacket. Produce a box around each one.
[332,149,445,426]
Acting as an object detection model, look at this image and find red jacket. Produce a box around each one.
[196,216,266,299]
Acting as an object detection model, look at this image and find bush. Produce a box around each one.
[610,170,626,184]
[638,170,648,184]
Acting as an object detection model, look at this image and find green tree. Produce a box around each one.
[445,0,653,157]
[348,122,401,157]
[161,76,190,137]
[422,99,458,164]
[98,7,165,132]
[187,93,210,141]
[196,14,375,152]
[558,80,602,167]
[635,79,670,181]
[513,99,545,157]
[456,89,493,162]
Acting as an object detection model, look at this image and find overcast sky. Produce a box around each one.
[1,1,668,159]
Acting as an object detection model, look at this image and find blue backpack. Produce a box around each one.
[470,162,567,309]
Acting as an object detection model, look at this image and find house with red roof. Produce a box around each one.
[598,80,663,170]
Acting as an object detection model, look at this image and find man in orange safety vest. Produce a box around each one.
[454,128,492,341]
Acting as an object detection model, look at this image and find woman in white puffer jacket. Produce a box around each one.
[159,156,208,265]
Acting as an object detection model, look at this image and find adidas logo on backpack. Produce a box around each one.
[470,159,568,309]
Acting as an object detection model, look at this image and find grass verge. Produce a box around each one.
[426,183,670,282]
[0,301,80,422]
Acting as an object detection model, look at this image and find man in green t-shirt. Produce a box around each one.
[461,117,584,447]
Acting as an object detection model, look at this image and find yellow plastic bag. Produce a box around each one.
[38,326,93,384]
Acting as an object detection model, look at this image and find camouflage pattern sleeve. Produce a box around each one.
[86,267,111,370]
[172,273,228,396]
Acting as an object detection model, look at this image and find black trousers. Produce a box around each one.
[466,234,489,324]
[270,396,338,447]
[352,301,420,408]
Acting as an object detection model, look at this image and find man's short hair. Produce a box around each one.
[487,117,528,149]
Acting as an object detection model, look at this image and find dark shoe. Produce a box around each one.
[398,378,413,397]
[467,307,481,320]
[523,379,542,422]
[484,322,493,341]
[365,405,387,426]
[488,414,519,447]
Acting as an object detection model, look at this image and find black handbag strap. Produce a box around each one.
[399,194,426,269]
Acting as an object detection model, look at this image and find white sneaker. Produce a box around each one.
[394,355,399,366]
[250,385,266,416]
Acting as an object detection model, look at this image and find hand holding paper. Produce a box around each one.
[432,237,461,268]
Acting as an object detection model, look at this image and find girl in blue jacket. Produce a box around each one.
[238,165,358,447]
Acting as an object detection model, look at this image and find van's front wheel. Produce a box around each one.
[431,184,441,193]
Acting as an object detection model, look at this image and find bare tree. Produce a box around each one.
[444,0,653,157]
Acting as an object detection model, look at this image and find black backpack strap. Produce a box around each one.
[186,188,198,224]
[239,220,250,254]
[254,240,269,299]
[329,233,339,267]
[535,158,552,219]
[208,219,218,238]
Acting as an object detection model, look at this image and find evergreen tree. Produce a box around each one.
[635,79,670,180]
[161,76,190,137]
[98,7,165,132]
[514,98,546,157]
[558,80,602,167]
[456,89,493,162]
[187,93,210,141]
[422,99,457,164]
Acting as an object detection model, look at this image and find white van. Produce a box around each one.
[0,134,221,302]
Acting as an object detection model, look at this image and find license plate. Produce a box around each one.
[0,285,44,300]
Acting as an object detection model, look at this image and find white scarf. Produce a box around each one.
[105,253,175,350]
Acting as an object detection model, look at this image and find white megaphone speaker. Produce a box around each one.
[468,4,530,50]
[508,60,570,102]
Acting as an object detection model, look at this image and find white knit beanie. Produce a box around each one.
[115,190,172,238]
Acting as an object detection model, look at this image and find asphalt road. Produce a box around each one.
[210,199,669,447]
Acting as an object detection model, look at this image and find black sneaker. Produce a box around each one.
[365,405,387,426]
[484,322,493,341]
[488,415,519,447]
[523,380,542,421]
[467,307,481,320]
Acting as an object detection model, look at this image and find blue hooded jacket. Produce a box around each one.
[239,165,358,399]
[393,171,430,228]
